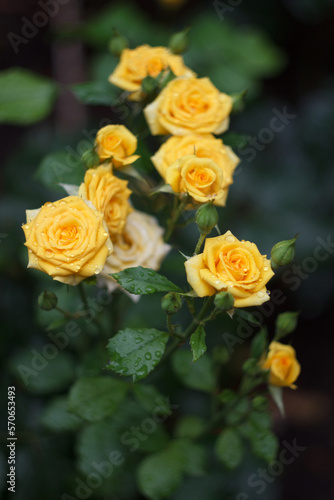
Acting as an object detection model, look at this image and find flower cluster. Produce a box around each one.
[22,42,300,389]
[22,122,171,288]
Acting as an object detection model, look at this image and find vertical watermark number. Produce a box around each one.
[7,386,16,493]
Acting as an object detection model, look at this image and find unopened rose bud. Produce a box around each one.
[82,148,100,169]
[141,75,159,96]
[108,29,128,58]
[275,311,299,339]
[271,235,297,268]
[169,27,190,54]
[38,290,58,311]
[214,291,234,312]
[161,292,182,315]
[195,202,218,235]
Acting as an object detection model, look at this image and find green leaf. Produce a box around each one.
[40,396,82,432]
[137,442,184,500]
[250,327,268,359]
[0,67,58,124]
[136,439,204,500]
[190,325,207,362]
[175,440,206,476]
[68,377,128,422]
[171,349,215,393]
[132,384,171,416]
[174,415,206,439]
[106,328,169,381]
[215,428,244,469]
[225,398,249,426]
[71,80,119,105]
[246,426,279,462]
[233,309,262,326]
[111,267,182,295]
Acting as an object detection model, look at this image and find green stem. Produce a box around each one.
[151,296,214,376]
[77,282,106,336]
[194,232,206,255]
[164,196,188,242]
[55,306,80,319]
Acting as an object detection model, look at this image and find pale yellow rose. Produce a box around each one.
[108,44,195,100]
[79,165,132,239]
[260,341,301,389]
[22,196,113,286]
[165,155,228,206]
[95,124,139,168]
[184,231,274,307]
[144,77,232,136]
[99,210,171,294]
[151,134,239,189]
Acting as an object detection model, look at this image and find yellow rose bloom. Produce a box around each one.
[22,196,113,286]
[95,124,140,168]
[260,341,301,389]
[184,231,274,307]
[79,165,132,239]
[99,210,171,294]
[108,44,195,100]
[151,134,239,188]
[144,76,232,136]
[165,155,228,206]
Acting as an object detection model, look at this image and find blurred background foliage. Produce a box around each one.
[1,0,334,499]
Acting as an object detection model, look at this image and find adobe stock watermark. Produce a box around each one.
[237,107,296,163]
[236,438,306,499]
[223,234,334,353]
[16,288,113,387]
[7,0,71,54]
[213,0,243,21]
[61,397,179,500]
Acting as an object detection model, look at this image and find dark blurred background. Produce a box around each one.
[1,0,334,499]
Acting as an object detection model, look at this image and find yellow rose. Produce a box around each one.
[260,341,301,388]
[151,134,239,188]
[95,124,140,168]
[144,77,232,136]
[165,155,228,206]
[22,196,113,286]
[78,165,132,239]
[184,231,274,307]
[99,210,171,294]
[108,45,195,100]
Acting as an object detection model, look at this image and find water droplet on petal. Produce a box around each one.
[263,266,269,272]
[257,291,264,298]
[45,250,53,258]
